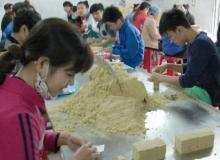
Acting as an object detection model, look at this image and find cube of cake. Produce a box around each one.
[133,138,166,160]
[175,128,214,155]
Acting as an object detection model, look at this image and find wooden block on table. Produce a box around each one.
[133,138,166,160]
[175,128,214,155]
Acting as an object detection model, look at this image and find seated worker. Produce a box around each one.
[63,1,77,23]
[1,1,36,40]
[75,1,96,34]
[0,18,100,160]
[88,3,117,46]
[1,3,13,40]
[103,6,144,68]
[149,9,220,106]
[0,9,41,52]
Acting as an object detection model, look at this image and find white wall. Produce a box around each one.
[150,0,219,34]
[0,0,219,35]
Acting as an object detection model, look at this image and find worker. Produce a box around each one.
[149,9,220,106]
[0,18,100,160]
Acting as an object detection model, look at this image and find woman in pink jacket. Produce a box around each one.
[0,18,99,160]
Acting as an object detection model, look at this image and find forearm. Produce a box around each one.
[100,37,116,46]
[158,74,181,86]
[57,132,71,146]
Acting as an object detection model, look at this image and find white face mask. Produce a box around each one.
[35,63,53,100]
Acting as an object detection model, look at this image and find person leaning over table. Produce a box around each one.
[87,3,117,47]
[0,9,41,52]
[102,6,145,68]
[0,18,100,160]
[148,9,220,106]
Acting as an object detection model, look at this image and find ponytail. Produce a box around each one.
[0,45,24,85]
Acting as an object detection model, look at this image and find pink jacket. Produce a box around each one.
[133,10,148,33]
[0,76,59,160]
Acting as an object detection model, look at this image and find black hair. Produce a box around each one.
[90,3,104,14]
[77,1,89,9]
[139,2,151,10]
[0,18,93,85]
[63,1,73,7]
[103,6,123,23]
[159,9,191,35]
[173,4,178,9]
[72,6,77,12]
[13,9,41,32]
[133,2,150,20]
[183,4,190,10]
[13,1,35,14]
[133,3,140,11]
[4,3,13,10]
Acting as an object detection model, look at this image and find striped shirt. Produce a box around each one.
[0,76,59,160]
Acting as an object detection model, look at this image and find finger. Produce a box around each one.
[89,145,97,153]
[84,142,93,148]
[95,153,101,160]
[84,139,89,144]
[92,153,100,160]
[79,138,88,145]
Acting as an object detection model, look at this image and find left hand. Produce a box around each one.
[58,133,88,151]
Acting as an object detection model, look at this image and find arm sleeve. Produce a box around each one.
[112,44,122,55]
[21,112,60,159]
[13,113,43,160]
[43,131,60,152]
[117,29,140,59]
[179,39,213,88]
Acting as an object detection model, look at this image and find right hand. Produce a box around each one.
[72,143,100,160]
[153,64,168,74]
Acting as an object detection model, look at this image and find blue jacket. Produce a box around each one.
[1,21,13,40]
[112,18,144,68]
[161,35,185,56]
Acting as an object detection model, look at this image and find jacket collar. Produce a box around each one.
[2,76,46,111]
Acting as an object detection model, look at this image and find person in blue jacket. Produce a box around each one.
[1,1,35,41]
[1,21,14,41]
[161,35,185,56]
[102,6,144,68]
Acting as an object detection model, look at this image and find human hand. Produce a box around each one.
[58,133,87,151]
[148,72,162,83]
[72,143,100,160]
[153,64,168,74]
